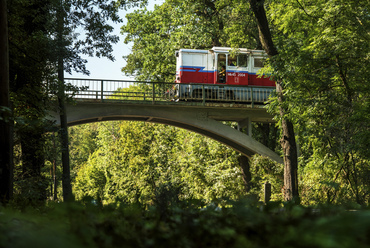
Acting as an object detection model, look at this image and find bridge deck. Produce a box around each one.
[70,99,274,124]
[50,79,281,163]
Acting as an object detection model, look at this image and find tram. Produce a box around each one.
[174,47,275,102]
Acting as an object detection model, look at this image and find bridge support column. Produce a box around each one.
[238,118,252,136]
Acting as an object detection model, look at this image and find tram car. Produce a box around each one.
[174,47,275,103]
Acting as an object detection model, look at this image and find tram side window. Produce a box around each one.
[228,55,237,67]
[228,54,248,68]
[238,54,248,67]
[254,58,265,68]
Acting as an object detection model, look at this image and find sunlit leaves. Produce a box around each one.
[72,121,246,205]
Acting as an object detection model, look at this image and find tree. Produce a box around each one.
[50,0,148,201]
[248,0,299,202]
[8,0,55,205]
[4,0,149,204]
[0,0,13,204]
[266,0,370,205]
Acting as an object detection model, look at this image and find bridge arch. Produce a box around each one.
[50,102,282,164]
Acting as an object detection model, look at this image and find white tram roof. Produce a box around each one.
[178,49,209,54]
[178,47,266,56]
[211,47,266,56]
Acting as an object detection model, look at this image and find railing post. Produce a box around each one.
[202,85,205,106]
[152,82,155,104]
[251,87,254,108]
[100,80,104,102]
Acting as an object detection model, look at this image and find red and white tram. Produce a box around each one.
[174,47,275,103]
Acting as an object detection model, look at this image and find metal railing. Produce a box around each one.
[64,78,274,106]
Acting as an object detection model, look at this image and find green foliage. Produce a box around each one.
[8,0,56,205]
[7,0,149,206]
[263,0,370,205]
[1,201,370,248]
[121,0,261,82]
[249,155,284,201]
[69,123,100,172]
[72,121,247,205]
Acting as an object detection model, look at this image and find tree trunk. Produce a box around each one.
[249,0,299,202]
[277,85,299,200]
[20,130,46,202]
[58,76,73,202]
[238,155,252,192]
[53,158,58,201]
[0,0,13,204]
[57,1,73,202]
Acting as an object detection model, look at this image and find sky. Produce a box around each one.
[68,0,165,80]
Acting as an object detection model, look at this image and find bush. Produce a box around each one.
[1,200,370,248]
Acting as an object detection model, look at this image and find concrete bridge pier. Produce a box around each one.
[237,118,252,136]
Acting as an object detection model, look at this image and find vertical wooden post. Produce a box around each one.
[264,181,271,203]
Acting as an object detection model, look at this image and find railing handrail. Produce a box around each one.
[64,78,174,84]
[64,78,275,89]
[63,78,274,106]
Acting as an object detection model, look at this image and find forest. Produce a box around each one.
[0,0,369,247]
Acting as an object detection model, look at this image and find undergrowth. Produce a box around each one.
[1,197,370,248]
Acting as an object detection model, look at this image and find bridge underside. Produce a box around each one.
[50,101,283,164]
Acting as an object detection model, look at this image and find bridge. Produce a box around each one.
[50,78,282,163]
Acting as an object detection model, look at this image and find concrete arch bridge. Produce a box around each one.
[50,78,282,164]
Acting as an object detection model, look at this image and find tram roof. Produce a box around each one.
[211,47,265,55]
[178,49,209,54]
[178,47,266,56]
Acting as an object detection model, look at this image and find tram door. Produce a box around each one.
[216,53,227,84]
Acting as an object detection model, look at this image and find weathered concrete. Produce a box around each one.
[49,101,283,164]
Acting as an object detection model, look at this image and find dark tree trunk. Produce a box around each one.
[276,84,299,201]
[57,2,73,202]
[0,0,13,204]
[53,158,58,201]
[20,130,46,202]
[58,78,73,202]
[238,155,252,192]
[249,0,299,202]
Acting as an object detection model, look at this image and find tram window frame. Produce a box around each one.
[238,54,249,68]
[254,57,266,68]
[227,54,249,68]
[227,55,237,67]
